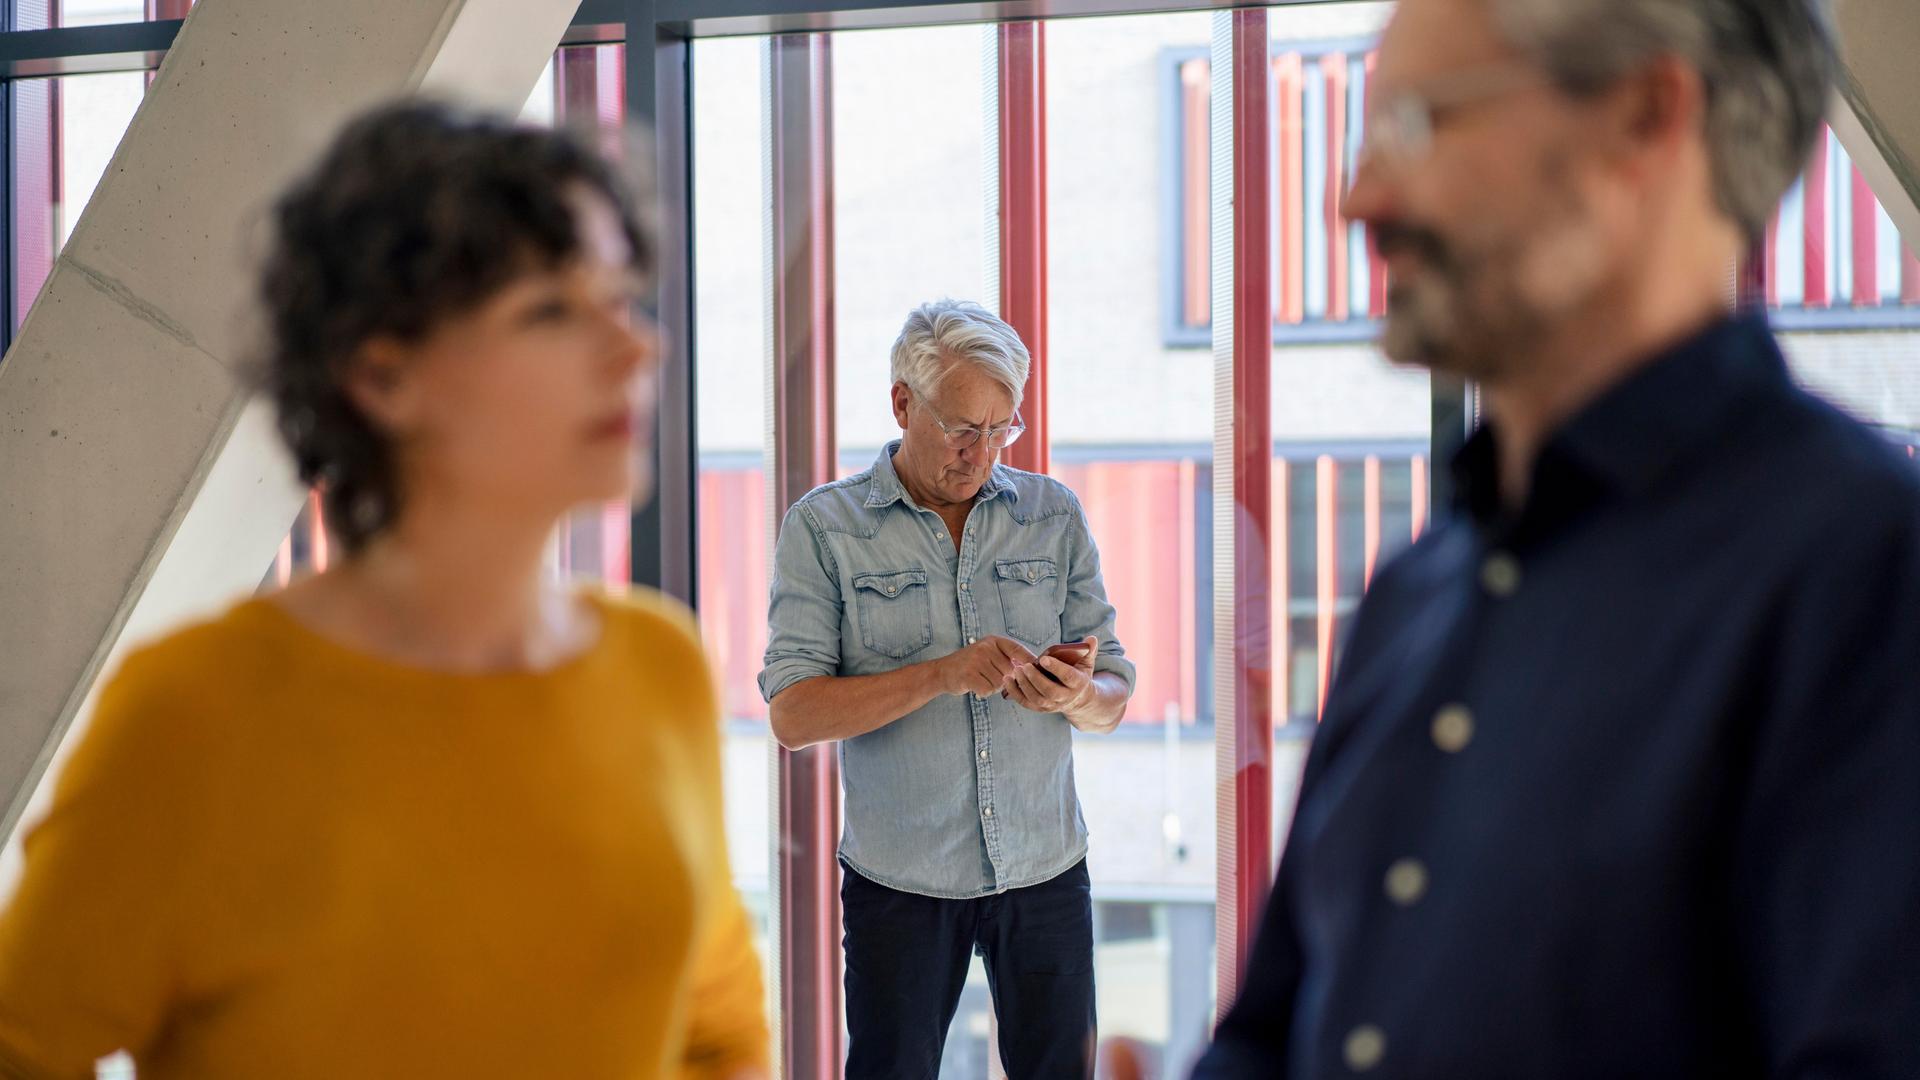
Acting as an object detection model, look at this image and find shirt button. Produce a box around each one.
[983,807,994,818]
[979,749,989,760]
[968,637,976,645]
[1343,1025,1387,1072]
[1431,704,1475,753]
[1480,552,1522,597]
[960,582,969,591]
[935,532,945,540]
[1384,858,1428,906]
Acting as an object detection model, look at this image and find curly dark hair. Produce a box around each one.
[260,100,654,554]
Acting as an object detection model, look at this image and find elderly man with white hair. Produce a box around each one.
[759,298,1134,1080]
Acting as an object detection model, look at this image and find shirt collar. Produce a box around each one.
[865,440,1017,510]
[1451,313,1787,527]
[865,442,909,508]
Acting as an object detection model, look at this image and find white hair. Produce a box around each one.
[889,299,1031,409]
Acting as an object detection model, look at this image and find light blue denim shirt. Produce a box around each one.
[758,441,1136,899]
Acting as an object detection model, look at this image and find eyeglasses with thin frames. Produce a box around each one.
[1359,62,1550,173]
[912,390,1025,451]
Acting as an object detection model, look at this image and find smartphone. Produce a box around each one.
[1001,641,1095,698]
[1036,640,1093,684]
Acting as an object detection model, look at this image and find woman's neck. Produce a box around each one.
[284,498,597,674]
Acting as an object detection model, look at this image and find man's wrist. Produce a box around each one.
[1061,678,1096,720]
[929,652,957,697]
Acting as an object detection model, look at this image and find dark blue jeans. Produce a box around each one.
[841,859,1097,1080]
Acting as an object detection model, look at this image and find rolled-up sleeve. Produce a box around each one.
[758,503,845,703]
[1060,491,1136,694]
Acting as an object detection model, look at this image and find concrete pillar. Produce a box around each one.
[0,0,581,842]
[1830,0,1920,250]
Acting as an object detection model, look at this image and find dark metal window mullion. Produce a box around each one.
[2,75,15,355]
[2,0,18,352]
[626,0,699,604]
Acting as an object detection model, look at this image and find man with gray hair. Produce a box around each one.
[1195,0,1920,1075]
[760,298,1135,1079]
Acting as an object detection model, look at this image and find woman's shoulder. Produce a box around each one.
[104,596,284,704]
[594,584,699,644]
[64,598,284,794]
[590,586,712,679]
[589,586,725,741]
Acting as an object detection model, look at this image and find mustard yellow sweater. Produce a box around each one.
[0,589,768,1078]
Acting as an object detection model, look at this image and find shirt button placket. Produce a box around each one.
[971,684,1000,881]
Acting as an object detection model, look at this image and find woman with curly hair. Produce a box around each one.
[0,101,769,1079]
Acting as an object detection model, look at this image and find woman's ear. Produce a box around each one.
[340,338,418,435]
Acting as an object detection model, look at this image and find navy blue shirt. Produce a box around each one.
[1195,316,1920,1078]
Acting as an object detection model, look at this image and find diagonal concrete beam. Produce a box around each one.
[1830,0,1920,253]
[0,0,582,841]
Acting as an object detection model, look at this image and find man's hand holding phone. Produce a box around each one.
[1002,636,1098,715]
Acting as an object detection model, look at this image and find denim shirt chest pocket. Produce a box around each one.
[994,557,1063,649]
[853,567,934,659]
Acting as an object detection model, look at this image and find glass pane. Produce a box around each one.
[1258,5,1424,859]
[1047,11,1218,1075]
[690,31,775,985]
[548,44,634,589]
[693,33,771,730]
[832,24,988,460]
[57,0,142,25]
[1770,128,1920,452]
[823,26,998,1073]
[8,0,194,43]
[1166,6,1424,829]
[520,53,558,126]
[54,1,191,25]
[1763,125,1920,321]
[10,71,147,332]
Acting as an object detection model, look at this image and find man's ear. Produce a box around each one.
[1602,54,1705,175]
[340,337,418,436]
[891,381,914,430]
